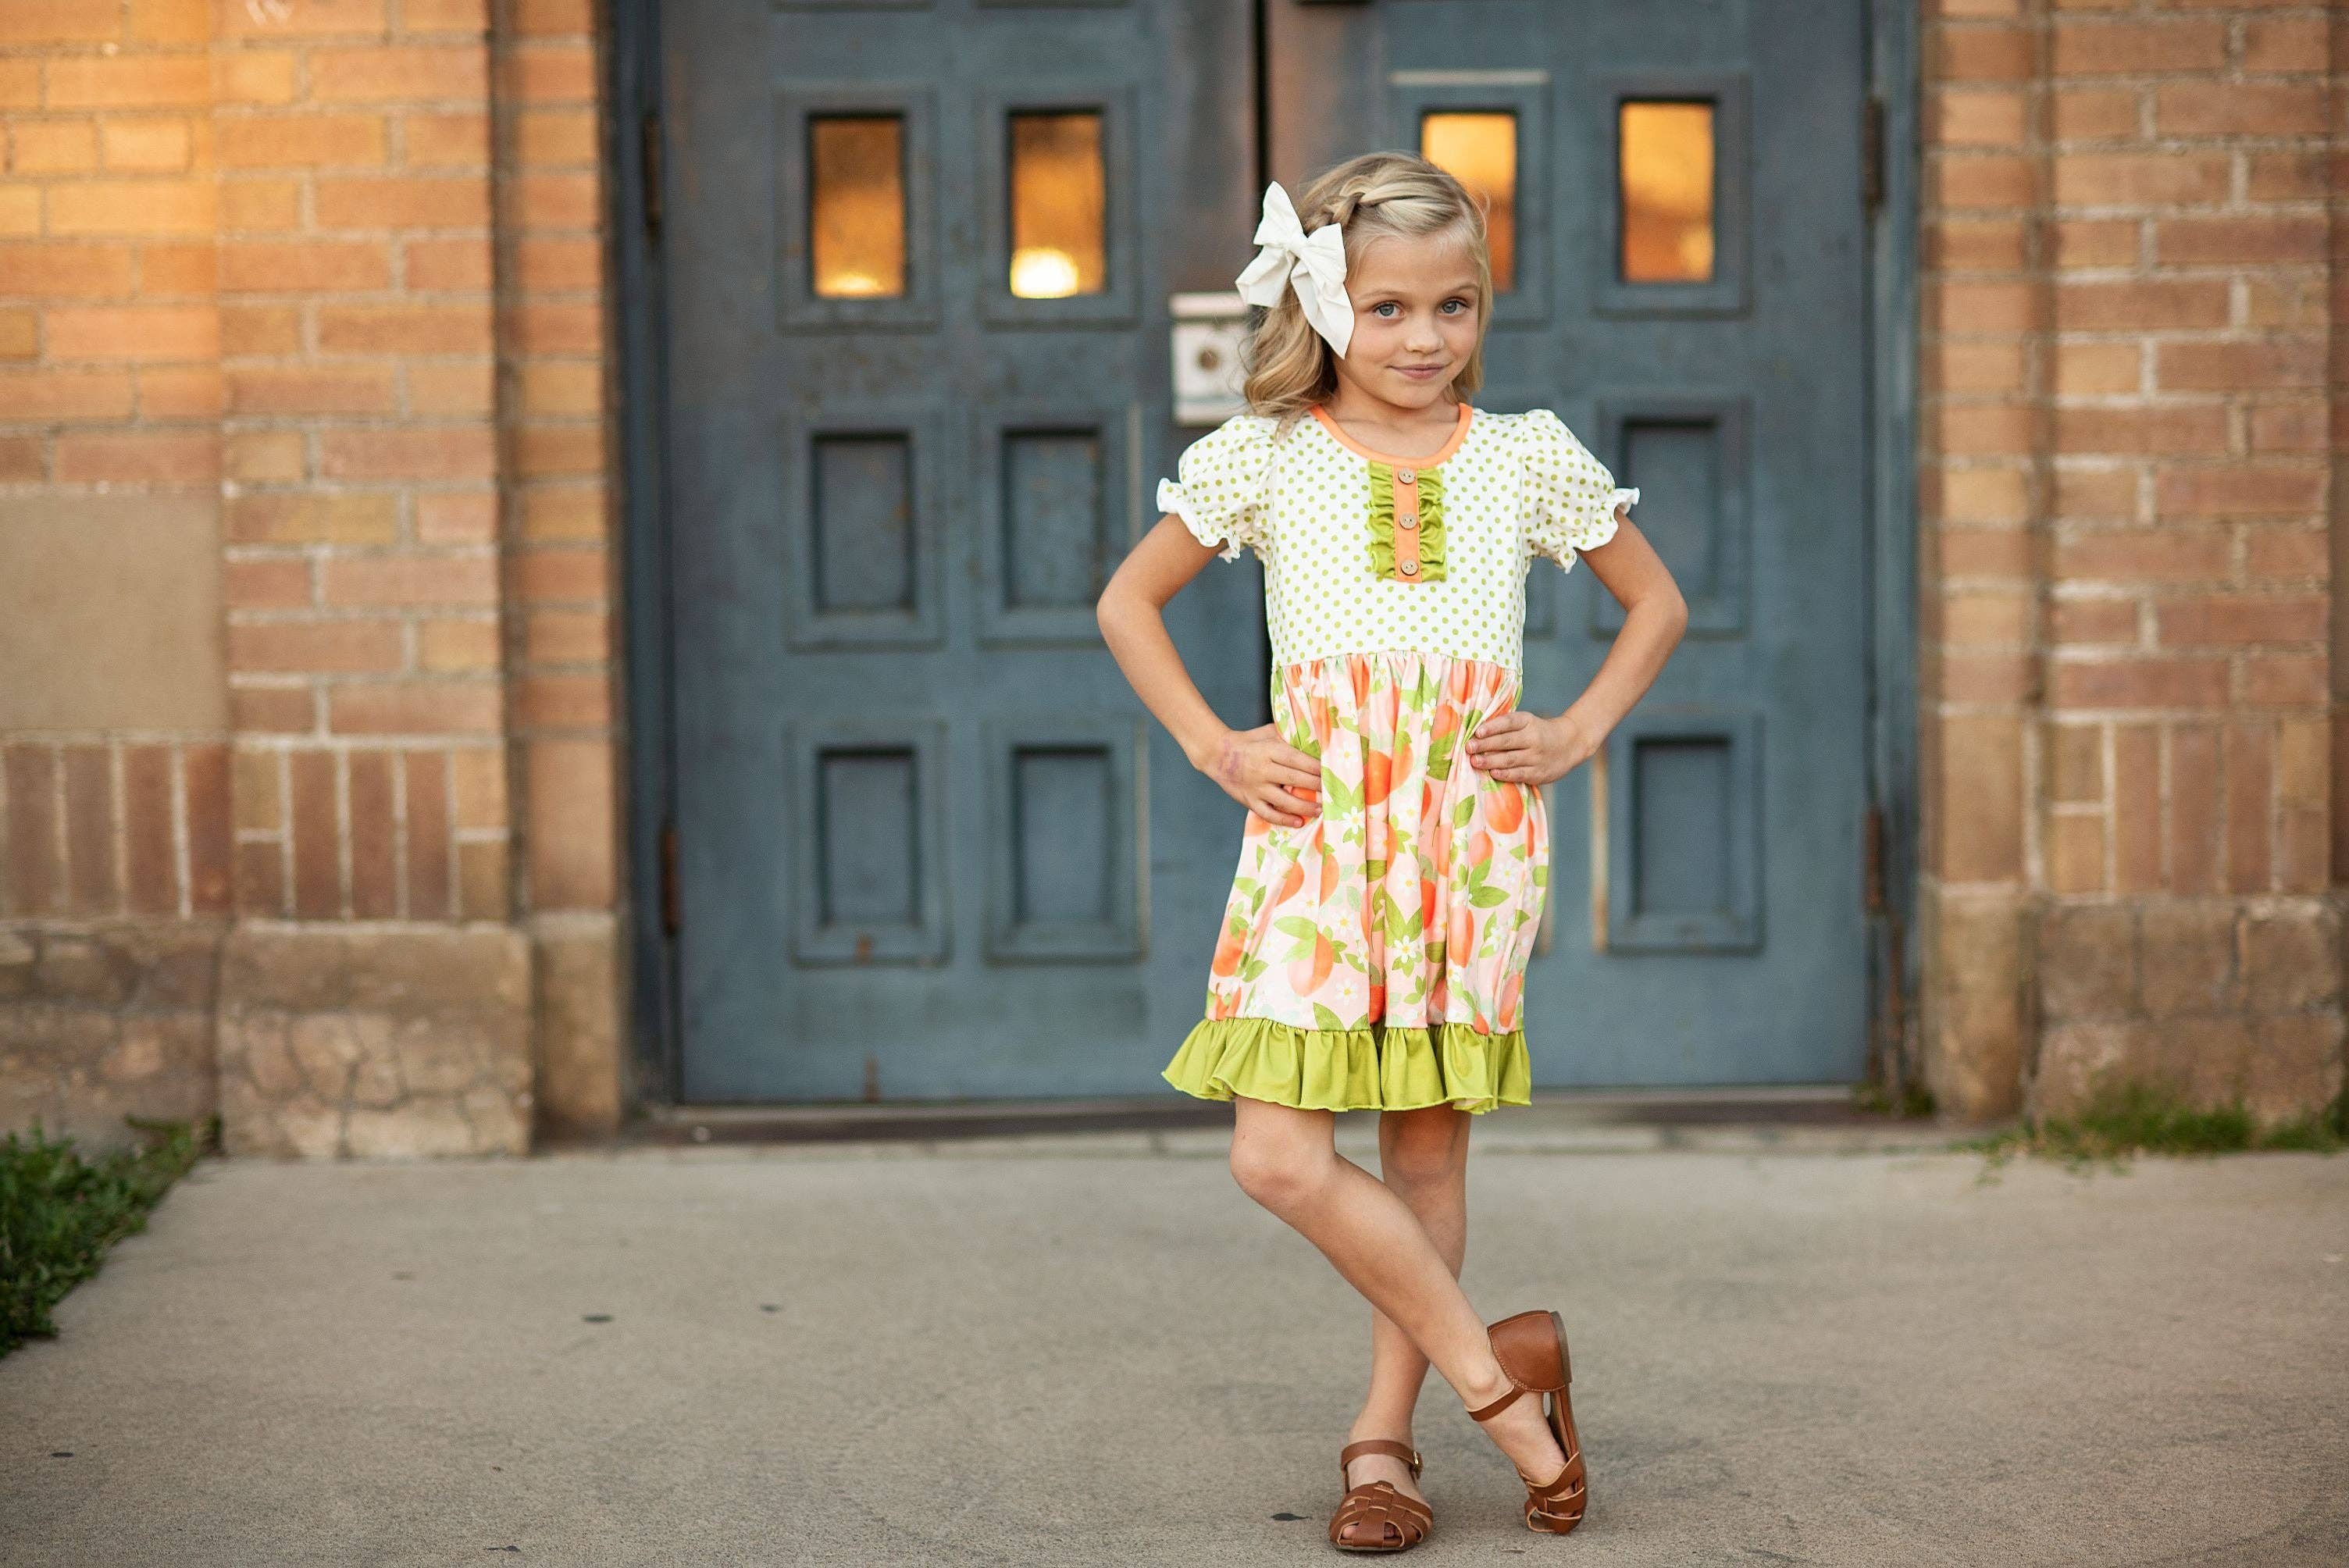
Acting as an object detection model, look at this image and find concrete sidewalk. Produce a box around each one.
[4,1132,2345,1566]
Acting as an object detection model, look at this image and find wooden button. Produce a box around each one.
[1397,467,1417,485]
[1397,511,1417,530]
[1399,559,1418,577]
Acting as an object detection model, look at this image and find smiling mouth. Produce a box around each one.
[1395,364,1447,375]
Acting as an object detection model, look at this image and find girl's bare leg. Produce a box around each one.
[1338,1105,1471,1505]
[1228,1096,1567,1492]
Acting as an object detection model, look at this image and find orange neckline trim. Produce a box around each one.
[1309,401,1474,467]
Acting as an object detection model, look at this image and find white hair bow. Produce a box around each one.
[1234,181,1353,359]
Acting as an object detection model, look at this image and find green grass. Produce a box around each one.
[1963,1080,2348,1173]
[1,1116,211,1359]
[1851,1080,1937,1120]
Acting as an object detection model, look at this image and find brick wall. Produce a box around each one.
[1917,0,2344,1121]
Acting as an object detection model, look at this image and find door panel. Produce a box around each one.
[1271,0,1872,1086]
[665,0,1260,1100]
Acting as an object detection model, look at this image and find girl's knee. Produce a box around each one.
[1228,1132,1327,1211]
[1380,1109,1467,1189]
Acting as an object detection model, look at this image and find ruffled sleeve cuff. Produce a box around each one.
[1518,408,1631,573]
[1159,414,1276,561]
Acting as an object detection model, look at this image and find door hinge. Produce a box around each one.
[660,820,682,935]
[1862,805,1885,915]
[640,109,663,242]
[1860,95,1886,216]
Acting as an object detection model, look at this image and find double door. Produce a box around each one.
[659,0,1875,1100]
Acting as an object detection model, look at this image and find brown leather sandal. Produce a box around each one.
[1466,1310,1588,1534]
[1328,1438,1432,1552]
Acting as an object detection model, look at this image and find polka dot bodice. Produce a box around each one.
[1157,404,1635,673]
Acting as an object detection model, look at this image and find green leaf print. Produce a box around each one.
[1312,1003,1346,1032]
[1321,771,1361,816]
[1453,795,1477,829]
[1426,730,1456,782]
[1273,916,1321,941]
[1239,957,1268,982]
[1469,884,1509,907]
[1532,864,1550,887]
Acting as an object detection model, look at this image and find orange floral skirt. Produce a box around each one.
[1163,651,1542,1115]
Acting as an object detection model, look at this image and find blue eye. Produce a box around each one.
[1373,302,1399,317]
[1440,299,1467,314]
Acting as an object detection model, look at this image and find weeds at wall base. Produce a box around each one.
[1,1115,213,1359]
[1962,1081,2348,1179]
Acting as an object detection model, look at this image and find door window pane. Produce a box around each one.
[1009,111,1106,298]
[1419,112,1517,292]
[1620,102,1715,284]
[809,115,906,298]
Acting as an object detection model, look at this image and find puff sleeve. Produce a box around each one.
[1157,413,1277,561]
[1518,408,1637,573]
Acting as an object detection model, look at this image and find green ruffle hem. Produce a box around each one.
[1164,1017,1532,1115]
[1364,460,1448,584]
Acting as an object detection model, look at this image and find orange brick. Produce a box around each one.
[0,0,120,45]
[330,680,503,735]
[403,0,490,30]
[2224,722,2272,893]
[223,558,314,610]
[326,552,500,607]
[2055,404,2228,456]
[401,112,490,167]
[2246,152,2326,202]
[2050,655,2228,711]
[2165,722,2219,893]
[1934,712,2023,882]
[2052,220,2139,270]
[2048,724,2105,805]
[61,745,114,916]
[2244,526,2326,581]
[1931,280,2035,333]
[219,303,302,355]
[308,45,489,104]
[11,119,100,173]
[287,748,339,918]
[2248,404,2323,455]
[46,304,218,362]
[348,749,397,918]
[403,749,452,918]
[222,429,305,481]
[130,0,206,45]
[2051,87,2138,143]
[139,367,223,418]
[54,429,219,483]
[1942,587,2032,645]
[2048,598,2138,646]
[500,44,596,103]
[515,108,597,166]
[1934,88,2026,151]
[0,370,134,421]
[220,240,393,293]
[0,434,45,478]
[2240,655,2325,707]
[1934,153,2034,209]
[317,302,493,354]
[2053,341,2139,396]
[1935,25,2035,83]
[1936,403,2034,458]
[2157,594,2326,649]
[457,838,508,920]
[2155,216,2326,268]
[216,52,299,105]
[219,178,305,231]
[2243,276,2324,330]
[315,175,491,229]
[415,490,498,543]
[2051,20,2226,77]
[2051,466,2140,522]
[216,113,387,168]
[518,361,602,416]
[233,836,287,915]
[525,737,615,910]
[45,56,210,109]
[216,0,387,38]
[0,63,37,111]
[513,236,601,290]
[2155,466,2325,520]
[2051,154,2230,208]
[510,172,600,228]
[2111,725,2158,893]
[2156,339,2322,395]
[405,237,494,289]
[517,673,608,728]
[123,744,176,916]
[522,608,606,664]
[226,365,401,416]
[2154,82,2327,138]
[1937,523,2034,576]
[226,491,401,544]
[0,242,134,297]
[0,186,39,236]
[0,308,37,360]
[2045,811,2105,896]
[2055,530,2227,583]
[137,241,216,294]
[514,0,593,35]
[516,422,604,477]
[407,362,495,415]
[98,116,192,173]
[512,545,607,603]
[47,179,215,237]
[419,617,500,672]
[448,744,505,829]
[520,481,607,540]
[229,619,406,674]
[2242,18,2326,74]
[1925,218,2027,273]
[321,428,497,480]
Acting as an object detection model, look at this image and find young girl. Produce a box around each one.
[1097,153,1685,1552]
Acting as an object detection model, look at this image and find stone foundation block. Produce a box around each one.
[216,926,532,1158]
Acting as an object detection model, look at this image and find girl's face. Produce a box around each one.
[1332,229,1484,410]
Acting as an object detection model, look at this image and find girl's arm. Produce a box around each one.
[1464,506,1688,785]
[1098,514,1324,829]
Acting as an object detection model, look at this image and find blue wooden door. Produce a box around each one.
[662,0,1264,1099]
[662,0,1877,1100]
[1271,0,1876,1085]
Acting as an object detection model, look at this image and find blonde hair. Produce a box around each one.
[1240,151,1495,422]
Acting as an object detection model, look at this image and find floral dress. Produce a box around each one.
[1159,401,1635,1115]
